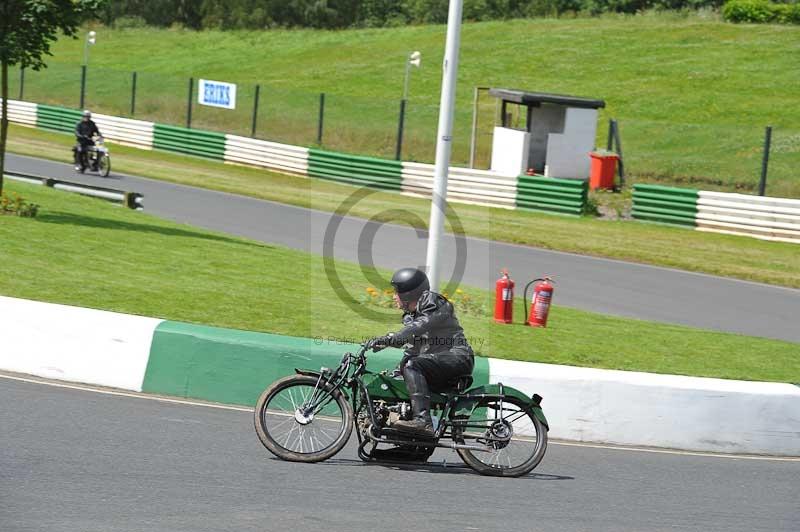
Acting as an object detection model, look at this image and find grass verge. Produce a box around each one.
[1,181,797,383]
[6,124,800,289]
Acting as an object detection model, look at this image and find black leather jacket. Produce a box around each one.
[75,120,100,141]
[391,291,473,356]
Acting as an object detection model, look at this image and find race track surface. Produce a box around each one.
[6,153,800,343]
[2,375,798,532]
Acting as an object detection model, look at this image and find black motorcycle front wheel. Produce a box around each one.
[254,375,353,463]
[98,154,111,177]
[453,396,548,477]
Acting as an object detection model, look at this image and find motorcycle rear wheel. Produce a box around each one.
[453,396,547,477]
[254,375,353,463]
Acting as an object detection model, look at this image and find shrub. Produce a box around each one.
[361,286,487,316]
[113,15,148,29]
[775,3,800,23]
[722,0,800,24]
[0,193,39,217]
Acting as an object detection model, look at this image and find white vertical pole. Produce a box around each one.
[425,0,463,292]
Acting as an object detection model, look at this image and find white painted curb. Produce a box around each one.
[489,359,800,456]
[0,296,162,391]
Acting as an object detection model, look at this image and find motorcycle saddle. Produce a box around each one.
[432,374,473,394]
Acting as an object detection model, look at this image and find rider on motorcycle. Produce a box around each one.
[370,268,474,438]
[74,110,101,171]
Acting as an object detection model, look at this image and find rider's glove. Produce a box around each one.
[370,333,395,352]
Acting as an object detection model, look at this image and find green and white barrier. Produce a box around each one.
[153,123,225,160]
[516,174,589,216]
[696,191,800,243]
[401,162,517,209]
[0,296,159,391]
[632,184,699,226]
[224,134,309,176]
[0,98,37,126]
[308,148,403,191]
[633,184,800,243]
[1,295,798,456]
[92,113,154,150]
[2,98,156,150]
[36,103,82,134]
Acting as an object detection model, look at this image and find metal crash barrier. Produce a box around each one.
[5,171,143,211]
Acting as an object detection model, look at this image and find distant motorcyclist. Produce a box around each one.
[74,110,101,171]
[370,268,475,438]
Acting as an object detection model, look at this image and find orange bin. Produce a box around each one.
[589,152,619,190]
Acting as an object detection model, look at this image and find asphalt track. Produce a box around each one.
[2,374,798,532]
[6,153,800,343]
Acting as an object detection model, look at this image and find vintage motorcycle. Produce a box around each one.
[254,341,548,477]
[73,135,111,177]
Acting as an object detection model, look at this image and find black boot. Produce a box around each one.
[393,365,434,437]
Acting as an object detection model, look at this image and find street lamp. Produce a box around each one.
[425,0,463,291]
[83,30,96,66]
[80,31,96,109]
[396,51,421,160]
[403,51,421,101]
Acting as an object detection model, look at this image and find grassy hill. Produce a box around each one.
[11,12,800,197]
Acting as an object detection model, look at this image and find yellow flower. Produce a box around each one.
[456,288,464,294]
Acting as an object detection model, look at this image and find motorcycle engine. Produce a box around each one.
[358,400,412,437]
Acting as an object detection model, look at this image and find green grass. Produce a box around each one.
[6,123,800,289]
[9,12,800,197]
[1,181,798,383]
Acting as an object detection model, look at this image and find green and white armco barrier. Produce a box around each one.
[633,184,800,243]
[401,162,517,209]
[224,134,309,176]
[1,295,798,457]
[2,98,584,215]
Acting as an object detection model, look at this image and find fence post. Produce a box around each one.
[606,119,613,151]
[130,71,137,116]
[18,67,24,100]
[317,92,325,144]
[251,84,260,138]
[79,65,87,109]
[186,77,194,129]
[395,99,407,161]
[612,119,626,188]
[758,126,772,196]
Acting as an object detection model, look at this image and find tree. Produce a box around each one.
[0,0,101,196]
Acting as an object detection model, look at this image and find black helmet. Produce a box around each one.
[391,268,430,302]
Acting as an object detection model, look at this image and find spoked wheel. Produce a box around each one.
[254,375,353,463]
[98,154,111,177]
[453,396,547,477]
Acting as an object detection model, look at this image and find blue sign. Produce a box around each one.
[198,79,237,110]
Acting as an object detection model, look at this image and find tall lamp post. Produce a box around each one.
[80,30,96,109]
[403,51,422,102]
[425,0,463,291]
[396,51,421,160]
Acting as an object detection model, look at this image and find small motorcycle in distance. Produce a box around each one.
[253,340,549,477]
[73,135,111,177]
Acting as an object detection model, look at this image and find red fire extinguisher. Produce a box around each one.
[494,269,514,324]
[523,277,555,327]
